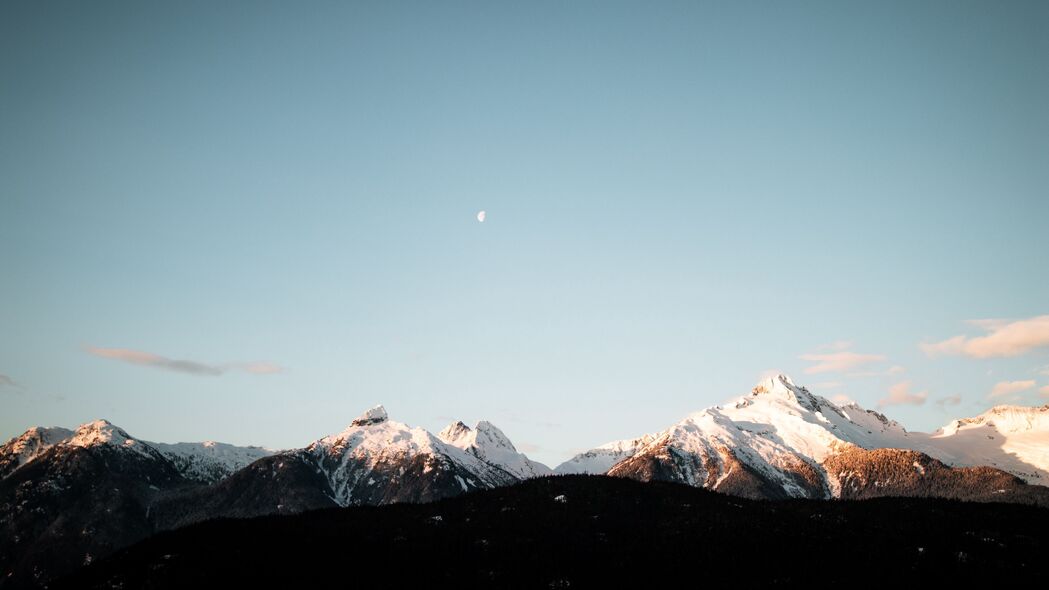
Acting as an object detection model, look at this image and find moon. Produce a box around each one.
[476,210,486,223]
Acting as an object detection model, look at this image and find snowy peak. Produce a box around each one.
[438,421,472,444]
[0,426,75,478]
[939,404,1049,436]
[350,405,389,427]
[436,419,551,480]
[64,419,154,456]
[749,373,821,412]
[474,421,518,454]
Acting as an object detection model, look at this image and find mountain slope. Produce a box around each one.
[0,421,200,587]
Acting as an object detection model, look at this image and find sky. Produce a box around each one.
[1,0,1047,467]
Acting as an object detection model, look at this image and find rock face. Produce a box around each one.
[558,375,1049,504]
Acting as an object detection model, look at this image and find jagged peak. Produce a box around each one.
[750,373,821,412]
[350,405,388,427]
[438,420,471,444]
[474,421,516,452]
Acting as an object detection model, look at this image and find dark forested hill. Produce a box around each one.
[57,475,1049,589]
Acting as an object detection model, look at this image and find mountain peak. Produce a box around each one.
[68,419,136,448]
[474,421,516,452]
[752,373,796,394]
[351,405,389,427]
[749,373,821,412]
[438,420,471,444]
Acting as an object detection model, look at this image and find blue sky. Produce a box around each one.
[2,1,1047,466]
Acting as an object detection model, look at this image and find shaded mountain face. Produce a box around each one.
[58,476,1049,589]
[0,420,272,588]
[560,374,1049,503]
[0,421,201,587]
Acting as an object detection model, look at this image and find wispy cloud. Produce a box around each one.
[517,441,541,453]
[988,380,1035,399]
[86,347,281,377]
[922,315,1049,358]
[1039,385,1049,398]
[0,373,15,388]
[935,394,962,407]
[800,351,887,374]
[812,381,844,390]
[878,381,927,407]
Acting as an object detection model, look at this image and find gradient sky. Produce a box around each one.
[2,0,1047,467]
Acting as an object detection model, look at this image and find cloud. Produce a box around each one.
[86,347,281,377]
[935,394,962,407]
[0,374,15,388]
[887,365,905,375]
[1039,385,1049,398]
[988,380,1036,399]
[812,381,844,390]
[234,362,283,375]
[517,442,541,453]
[830,394,856,407]
[800,351,887,374]
[922,315,1049,358]
[878,381,927,407]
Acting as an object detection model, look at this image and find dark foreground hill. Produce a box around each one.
[57,475,1049,588]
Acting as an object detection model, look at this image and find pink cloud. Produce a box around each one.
[86,347,282,377]
[989,380,1036,399]
[878,381,927,407]
[1039,385,1049,398]
[922,315,1049,358]
[800,351,887,374]
[830,394,857,407]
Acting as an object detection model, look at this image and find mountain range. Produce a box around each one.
[2,374,1049,587]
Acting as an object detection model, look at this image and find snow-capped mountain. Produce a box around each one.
[0,421,200,586]
[438,419,552,479]
[306,405,520,505]
[557,374,1049,502]
[0,419,273,484]
[151,441,274,484]
[923,405,1049,485]
[554,434,656,475]
[0,425,73,479]
[153,406,543,528]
